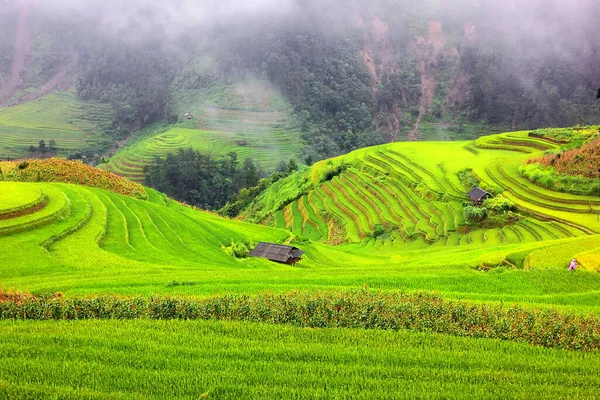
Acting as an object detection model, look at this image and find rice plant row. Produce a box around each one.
[0,92,112,159]
[106,107,302,182]
[1,319,599,399]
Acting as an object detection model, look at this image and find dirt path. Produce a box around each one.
[0,0,34,105]
[409,21,446,140]
[17,61,76,103]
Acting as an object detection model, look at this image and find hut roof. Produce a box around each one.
[250,242,304,263]
[468,187,492,202]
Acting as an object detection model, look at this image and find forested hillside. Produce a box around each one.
[1,0,599,164]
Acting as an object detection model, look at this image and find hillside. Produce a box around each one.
[2,0,600,396]
[2,0,600,167]
[232,130,600,271]
[1,131,600,300]
[0,92,113,160]
[103,80,301,182]
[2,135,600,397]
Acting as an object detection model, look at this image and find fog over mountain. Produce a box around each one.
[1,0,599,160]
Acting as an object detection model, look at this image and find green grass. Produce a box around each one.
[1,319,599,399]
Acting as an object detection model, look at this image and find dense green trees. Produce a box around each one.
[144,148,278,210]
[76,43,177,139]
[221,26,377,161]
[144,149,247,210]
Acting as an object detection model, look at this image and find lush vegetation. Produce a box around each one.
[143,148,278,210]
[2,130,600,397]
[536,136,600,179]
[233,132,599,261]
[0,158,147,199]
[520,163,600,198]
[224,26,378,160]
[528,126,598,145]
[2,319,599,399]
[3,1,600,394]
[515,131,600,197]
[2,289,599,351]
[2,131,600,298]
[76,43,177,139]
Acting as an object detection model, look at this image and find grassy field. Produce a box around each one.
[2,130,600,397]
[0,91,113,159]
[0,319,599,399]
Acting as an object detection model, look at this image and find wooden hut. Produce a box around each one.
[250,242,304,265]
[468,187,492,205]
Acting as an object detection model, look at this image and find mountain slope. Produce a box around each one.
[233,130,600,270]
[1,135,600,310]
[2,0,600,165]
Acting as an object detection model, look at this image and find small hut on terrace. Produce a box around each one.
[250,242,304,265]
[468,187,492,205]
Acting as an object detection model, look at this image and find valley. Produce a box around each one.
[1,0,600,398]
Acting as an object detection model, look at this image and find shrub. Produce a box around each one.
[520,163,600,197]
[0,158,148,200]
[483,197,516,213]
[457,168,479,189]
[223,240,255,259]
[1,289,599,352]
[371,225,386,239]
[463,206,488,225]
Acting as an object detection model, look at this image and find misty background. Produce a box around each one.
[0,0,599,162]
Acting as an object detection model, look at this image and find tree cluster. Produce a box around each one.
[76,42,177,139]
[221,26,378,162]
[144,148,267,210]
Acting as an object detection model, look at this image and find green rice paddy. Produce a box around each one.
[0,92,112,159]
[105,108,301,182]
[1,130,600,398]
[1,320,599,399]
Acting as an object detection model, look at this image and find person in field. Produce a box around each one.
[568,258,577,271]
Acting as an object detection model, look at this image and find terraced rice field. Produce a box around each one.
[2,131,600,397]
[105,107,300,182]
[2,131,600,307]
[0,92,112,159]
[251,131,600,271]
[0,176,598,310]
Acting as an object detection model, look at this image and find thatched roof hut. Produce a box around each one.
[250,243,304,265]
